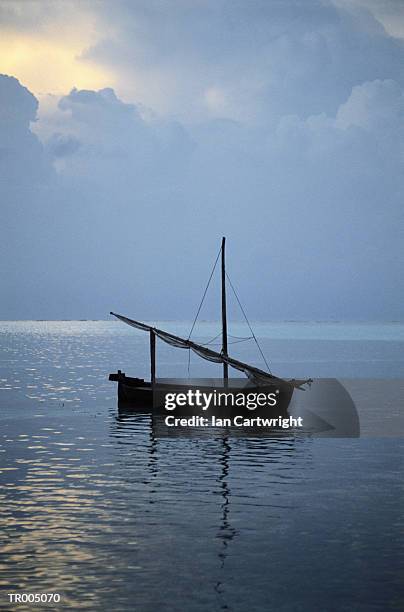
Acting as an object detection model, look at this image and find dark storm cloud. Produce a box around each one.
[0,74,49,183]
[0,75,55,318]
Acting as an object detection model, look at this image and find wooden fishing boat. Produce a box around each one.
[109,238,312,412]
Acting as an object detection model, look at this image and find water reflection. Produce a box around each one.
[111,411,305,611]
[214,436,237,611]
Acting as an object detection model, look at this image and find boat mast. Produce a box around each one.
[150,330,156,386]
[221,236,229,385]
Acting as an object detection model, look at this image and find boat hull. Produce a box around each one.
[109,371,294,414]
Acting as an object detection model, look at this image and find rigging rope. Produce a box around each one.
[200,331,222,345]
[228,333,253,339]
[225,271,272,374]
[198,332,254,346]
[187,245,221,340]
[186,242,272,376]
[199,336,253,346]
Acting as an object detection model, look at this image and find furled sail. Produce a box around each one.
[110,312,312,390]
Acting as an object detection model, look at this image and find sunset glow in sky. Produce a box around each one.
[0,4,113,96]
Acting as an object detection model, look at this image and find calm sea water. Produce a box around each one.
[0,321,403,611]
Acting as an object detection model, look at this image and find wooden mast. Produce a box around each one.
[150,330,156,386]
[221,236,229,385]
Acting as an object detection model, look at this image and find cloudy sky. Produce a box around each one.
[1,0,403,320]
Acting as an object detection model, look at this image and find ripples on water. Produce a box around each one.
[0,322,403,611]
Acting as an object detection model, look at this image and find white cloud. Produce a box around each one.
[336,79,404,130]
[76,0,404,125]
[334,0,404,39]
[1,1,404,319]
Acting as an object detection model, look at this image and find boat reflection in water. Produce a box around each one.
[112,407,306,610]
